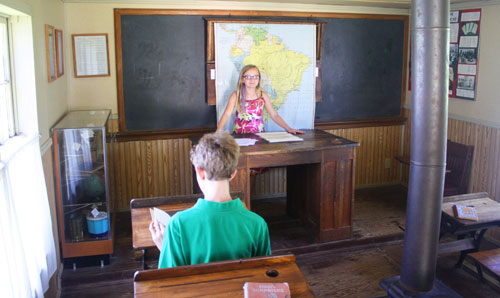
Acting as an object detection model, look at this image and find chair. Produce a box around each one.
[444,140,474,196]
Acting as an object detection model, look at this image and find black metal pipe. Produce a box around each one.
[400,0,449,292]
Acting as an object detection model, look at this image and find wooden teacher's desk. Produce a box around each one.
[133,254,314,297]
[193,129,359,243]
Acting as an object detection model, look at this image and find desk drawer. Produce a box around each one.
[247,151,322,168]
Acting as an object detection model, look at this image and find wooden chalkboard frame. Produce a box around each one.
[114,9,408,138]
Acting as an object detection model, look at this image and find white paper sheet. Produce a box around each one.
[235,138,258,146]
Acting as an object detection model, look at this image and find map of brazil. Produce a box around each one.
[214,23,316,132]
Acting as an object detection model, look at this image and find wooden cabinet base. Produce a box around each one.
[61,239,113,258]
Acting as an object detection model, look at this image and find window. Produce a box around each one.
[0,6,57,297]
[0,16,16,145]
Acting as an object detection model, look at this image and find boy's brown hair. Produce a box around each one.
[190,131,240,180]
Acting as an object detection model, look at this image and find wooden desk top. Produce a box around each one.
[134,254,314,297]
[442,192,500,228]
[131,193,243,250]
[192,129,358,154]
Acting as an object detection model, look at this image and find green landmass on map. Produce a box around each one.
[224,25,311,122]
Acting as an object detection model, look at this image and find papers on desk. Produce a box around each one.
[256,132,304,143]
[235,138,258,147]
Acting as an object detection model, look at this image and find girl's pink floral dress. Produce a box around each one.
[233,97,265,134]
[233,96,268,175]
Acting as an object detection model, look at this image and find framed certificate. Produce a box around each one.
[55,29,64,77]
[45,24,57,82]
[72,33,110,78]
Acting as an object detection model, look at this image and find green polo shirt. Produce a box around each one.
[158,198,271,268]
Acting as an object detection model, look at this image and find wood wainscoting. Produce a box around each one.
[401,108,500,240]
[401,108,500,202]
[106,138,193,211]
[106,120,404,211]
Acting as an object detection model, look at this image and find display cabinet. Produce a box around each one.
[52,110,113,260]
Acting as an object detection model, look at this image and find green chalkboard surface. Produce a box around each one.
[115,10,408,132]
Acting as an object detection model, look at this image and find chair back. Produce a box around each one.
[444,140,474,196]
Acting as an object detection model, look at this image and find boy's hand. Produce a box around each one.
[149,219,165,251]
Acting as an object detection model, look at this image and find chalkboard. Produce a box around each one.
[115,10,408,132]
[120,15,216,131]
[316,18,406,122]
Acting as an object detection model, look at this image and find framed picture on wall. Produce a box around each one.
[55,29,64,77]
[45,24,57,82]
[72,33,110,78]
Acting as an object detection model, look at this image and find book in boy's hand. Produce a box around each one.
[452,204,478,221]
[149,207,171,226]
[243,282,291,298]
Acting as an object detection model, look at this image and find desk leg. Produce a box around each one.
[142,249,148,270]
[455,229,487,268]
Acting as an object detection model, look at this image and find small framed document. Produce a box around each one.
[45,24,57,82]
[72,33,110,78]
[55,29,64,77]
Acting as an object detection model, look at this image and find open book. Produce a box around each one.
[256,132,303,143]
[149,207,171,225]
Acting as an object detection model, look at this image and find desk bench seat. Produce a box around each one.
[466,248,500,283]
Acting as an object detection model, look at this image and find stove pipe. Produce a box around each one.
[400,0,449,292]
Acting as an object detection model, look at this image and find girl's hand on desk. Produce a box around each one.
[287,128,305,134]
[149,219,165,251]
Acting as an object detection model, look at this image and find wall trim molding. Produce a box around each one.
[40,137,53,155]
[403,105,500,130]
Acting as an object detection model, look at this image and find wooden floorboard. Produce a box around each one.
[59,185,500,297]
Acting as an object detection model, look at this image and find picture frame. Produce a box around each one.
[45,24,57,82]
[72,33,110,78]
[55,29,64,77]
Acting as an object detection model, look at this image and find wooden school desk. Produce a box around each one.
[192,129,359,243]
[133,254,314,297]
[439,192,500,267]
[130,193,243,269]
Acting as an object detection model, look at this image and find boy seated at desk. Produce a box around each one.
[149,131,271,268]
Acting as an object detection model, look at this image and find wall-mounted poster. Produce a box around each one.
[449,8,481,100]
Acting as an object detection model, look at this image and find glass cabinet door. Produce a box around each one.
[52,110,113,258]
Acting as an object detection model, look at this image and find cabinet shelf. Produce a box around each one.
[52,110,113,259]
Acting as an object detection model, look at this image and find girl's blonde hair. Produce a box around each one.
[235,65,261,112]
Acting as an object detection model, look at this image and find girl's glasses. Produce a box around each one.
[243,75,260,80]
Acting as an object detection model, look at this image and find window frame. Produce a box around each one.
[0,14,18,146]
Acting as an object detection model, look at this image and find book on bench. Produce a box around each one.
[243,282,290,298]
[149,207,171,225]
[452,204,478,221]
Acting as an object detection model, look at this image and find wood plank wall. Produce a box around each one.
[326,126,403,187]
[106,138,193,211]
[106,119,404,211]
[401,108,500,240]
[401,108,500,202]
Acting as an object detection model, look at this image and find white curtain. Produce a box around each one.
[0,133,57,297]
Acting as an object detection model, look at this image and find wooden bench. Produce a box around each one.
[133,254,314,297]
[466,248,500,284]
[130,192,244,269]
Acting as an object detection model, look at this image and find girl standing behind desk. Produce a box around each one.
[216,65,304,135]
